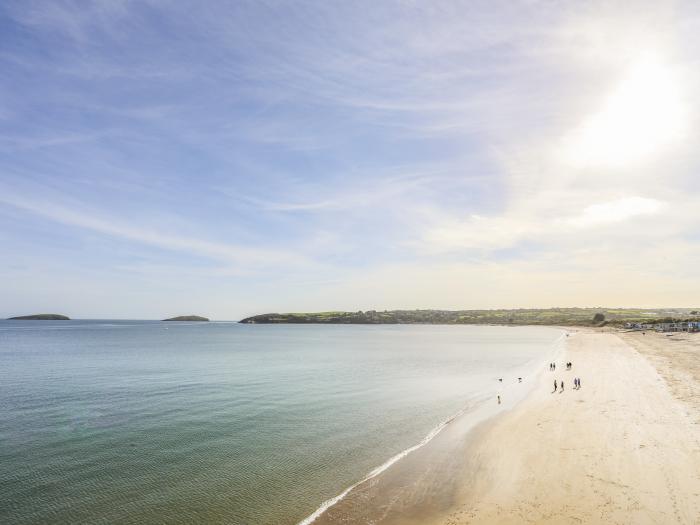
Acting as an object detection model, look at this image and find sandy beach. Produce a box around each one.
[313,328,700,524]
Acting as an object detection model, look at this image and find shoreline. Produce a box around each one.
[439,328,700,524]
[308,328,700,524]
[304,329,567,525]
[298,402,477,525]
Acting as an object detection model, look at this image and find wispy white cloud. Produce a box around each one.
[0,189,308,269]
[419,194,671,254]
[568,197,664,228]
[239,169,448,213]
[5,0,134,43]
[0,131,105,152]
[3,0,700,317]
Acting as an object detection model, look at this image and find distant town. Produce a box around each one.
[624,321,700,332]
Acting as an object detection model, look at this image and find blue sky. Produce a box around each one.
[1,1,700,319]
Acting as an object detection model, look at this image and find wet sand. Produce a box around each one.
[312,329,700,524]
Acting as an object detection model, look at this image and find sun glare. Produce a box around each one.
[566,55,687,168]
[570,196,663,227]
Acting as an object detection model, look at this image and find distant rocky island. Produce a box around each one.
[239,308,700,326]
[163,315,209,322]
[8,314,70,320]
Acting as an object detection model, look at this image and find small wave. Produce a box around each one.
[297,406,469,525]
[299,330,567,525]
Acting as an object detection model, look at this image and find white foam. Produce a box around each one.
[296,406,465,525]
[298,328,568,525]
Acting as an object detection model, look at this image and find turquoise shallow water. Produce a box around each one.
[0,321,562,524]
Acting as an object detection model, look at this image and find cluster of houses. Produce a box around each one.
[624,321,700,332]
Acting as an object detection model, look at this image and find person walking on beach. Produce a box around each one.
[553,379,557,392]
[560,380,564,392]
[498,395,501,404]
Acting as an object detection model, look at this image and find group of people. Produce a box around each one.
[551,362,582,393]
[550,361,574,371]
[552,378,582,392]
[497,361,582,405]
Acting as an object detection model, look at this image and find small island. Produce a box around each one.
[8,314,71,320]
[162,315,209,322]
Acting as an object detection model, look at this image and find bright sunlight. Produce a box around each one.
[566,54,687,168]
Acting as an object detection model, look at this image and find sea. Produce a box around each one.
[0,321,564,524]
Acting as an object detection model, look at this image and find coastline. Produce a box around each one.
[304,329,567,525]
[308,328,700,524]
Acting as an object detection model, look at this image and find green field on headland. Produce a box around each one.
[240,308,699,326]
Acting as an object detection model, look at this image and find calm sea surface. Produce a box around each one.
[0,321,562,524]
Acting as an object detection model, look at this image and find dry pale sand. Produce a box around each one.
[616,329,700,422]
[439,328,700,524]
[314,328,700,525]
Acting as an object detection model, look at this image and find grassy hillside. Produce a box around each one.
[8,314,70,320]
[239,308,700,326]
